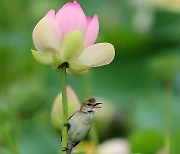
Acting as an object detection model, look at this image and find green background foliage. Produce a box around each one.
[0,0,180,154]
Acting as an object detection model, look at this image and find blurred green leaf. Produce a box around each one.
[129,130,163,154]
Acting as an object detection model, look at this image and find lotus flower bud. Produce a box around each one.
[51,86,80,129]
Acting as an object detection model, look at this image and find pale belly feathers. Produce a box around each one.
[68,112,92,143]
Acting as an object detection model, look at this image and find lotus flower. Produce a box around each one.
[51,85,81,129]
[32,0,115,75]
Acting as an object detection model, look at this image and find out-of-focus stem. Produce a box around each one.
[89,121,99,146]
[61,63,68,154]
[84,70,92,98]
[2,125,19,154]
[84,70,99,146]
[164,81,172,154]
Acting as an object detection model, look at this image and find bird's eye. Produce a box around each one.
[87,103,91,106]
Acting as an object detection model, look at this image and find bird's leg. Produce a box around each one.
[63,122,70,130]
[62,147,69,152]
[60,123,70,142]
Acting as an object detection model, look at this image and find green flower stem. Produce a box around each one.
[61,63,68,154]
[164,81,172,154]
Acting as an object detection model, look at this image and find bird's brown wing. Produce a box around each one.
[72,141,81,148]
[68,111,78,121]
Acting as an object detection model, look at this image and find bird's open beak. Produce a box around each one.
[92,102,102,109]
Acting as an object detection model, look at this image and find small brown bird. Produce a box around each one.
[62,97,102,154]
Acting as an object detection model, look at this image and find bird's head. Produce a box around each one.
[80,98,102,114]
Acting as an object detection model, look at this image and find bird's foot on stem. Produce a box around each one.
[62,147,69,152]
[63,123,70,129]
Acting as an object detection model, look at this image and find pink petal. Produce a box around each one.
[98,139,130,154]
[67,86,81,106]
[86,16,92,25]
[55,1,87,36]
[45,10,56,19]
[84,14,99,47]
